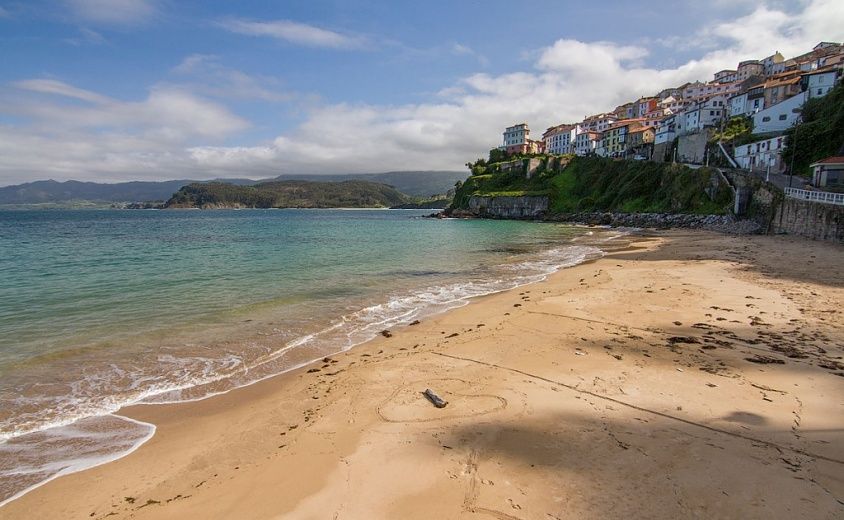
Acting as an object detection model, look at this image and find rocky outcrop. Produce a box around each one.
[461,195,549,219]
[546,212,761,234]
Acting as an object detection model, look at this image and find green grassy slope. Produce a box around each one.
[452,156,732,215]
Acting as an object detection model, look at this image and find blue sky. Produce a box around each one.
[0,0,842,184]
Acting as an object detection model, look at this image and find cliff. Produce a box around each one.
[450,155,733,218]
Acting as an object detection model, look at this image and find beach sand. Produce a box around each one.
[2,230,842,519]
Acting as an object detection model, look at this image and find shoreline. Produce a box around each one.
[0,227,614,507]
[2,230,842,518]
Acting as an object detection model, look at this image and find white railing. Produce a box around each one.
[784,187,844,206]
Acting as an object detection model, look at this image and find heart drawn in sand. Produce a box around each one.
[377,378,507,423]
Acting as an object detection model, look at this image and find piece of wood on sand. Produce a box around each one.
[423,388,448,408]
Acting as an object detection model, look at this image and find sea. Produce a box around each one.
[0,208,620,506]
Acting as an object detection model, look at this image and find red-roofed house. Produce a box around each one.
[811,156,844,188]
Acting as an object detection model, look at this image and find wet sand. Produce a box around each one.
[2,230,843,519]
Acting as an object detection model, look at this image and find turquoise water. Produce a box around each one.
[0,208,610,505]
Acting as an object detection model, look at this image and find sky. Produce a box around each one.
[0,0,843,186]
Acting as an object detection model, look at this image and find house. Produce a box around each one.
[782,42,844,74]
[613,102,637,120]
[684,95,728,132]
[574,130,601,156]
[714,69,737,83]
[737,60,765,82]
[637,97,658,118]
[810,156,844,187]
[658,96,686,115]
[752,92,807,134]
[628,126,655,158]
[581,113,618,132]
[763,74,803,108]
[654,114,676,145]
[502,123,529,152]
[802,67,841,99]
[681,80,740,101]
[734,135,786,173]
[761,52,785,76]
[542,124,577,155]
[501,123,543,154]
[674,106,691,136]
[729,82,766,117]
[601,120,641,157]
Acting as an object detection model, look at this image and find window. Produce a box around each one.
[762,116,771,122]
[778,114,787,120]
[817,89,823,95]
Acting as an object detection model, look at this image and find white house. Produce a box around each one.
[734,135,786,173]
[654,115,676,144]
[803,68,840,99]
[502,123,529,148]
[684,96,727,133]
[729,93,749,117]
[574,130,601,156]
[542,124,577,154]
[810,156,844,187]
[752,92,806,134]
[729,85,765,117]
[674,107,690,136]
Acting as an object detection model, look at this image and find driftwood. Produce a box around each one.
[423,389,448,408]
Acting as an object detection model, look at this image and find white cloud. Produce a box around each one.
[168,54,295,103]
[65,27,107,46]
[10,79,248,139]
[14,78,112,104]
[65,0,157,25]
[1,0,843,185]
[218,18,367,49]
[451,43,489,66]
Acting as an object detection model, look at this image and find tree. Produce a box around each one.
[488,148,509,164]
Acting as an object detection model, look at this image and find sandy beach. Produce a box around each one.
[2,230,842,519]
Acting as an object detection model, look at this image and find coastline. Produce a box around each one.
[2,230,843,518]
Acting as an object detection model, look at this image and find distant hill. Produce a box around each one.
[165,180,411,209]
[0,178,256,205]
[0,171,466,205]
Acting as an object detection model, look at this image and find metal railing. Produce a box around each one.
[784,187,844,205]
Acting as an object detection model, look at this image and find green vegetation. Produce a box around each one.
[711,116,753,144]
[451,155,732,215]
[782,82,844,177]
[166,180,411,209]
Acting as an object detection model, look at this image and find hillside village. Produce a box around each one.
[499,42,844,189]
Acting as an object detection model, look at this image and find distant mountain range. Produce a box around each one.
[0,171,467,205]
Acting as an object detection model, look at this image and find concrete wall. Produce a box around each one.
[467,195,549,219]
[773,198,844,241]
[652,141,671,162]
[677,131,710,164]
